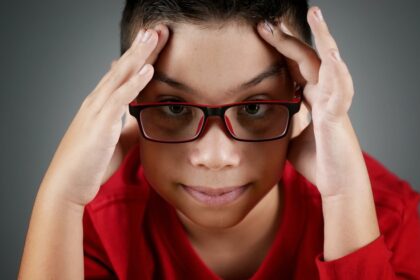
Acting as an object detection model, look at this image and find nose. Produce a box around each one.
[188,117,241,171]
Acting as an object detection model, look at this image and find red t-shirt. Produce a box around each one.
[83,144,420,279]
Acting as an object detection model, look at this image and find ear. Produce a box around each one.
[290,101,311,139]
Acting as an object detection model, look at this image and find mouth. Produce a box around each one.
[181,184,250,206]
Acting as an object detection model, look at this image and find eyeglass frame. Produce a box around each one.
[128,87,303,143]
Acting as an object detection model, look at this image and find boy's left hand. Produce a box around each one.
[257,7,371,199]
[261,8,381,261]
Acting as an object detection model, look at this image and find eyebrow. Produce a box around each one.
[152,60,287,94]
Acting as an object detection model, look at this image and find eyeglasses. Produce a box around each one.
[128,87,302,143]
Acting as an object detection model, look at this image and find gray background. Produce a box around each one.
[1,0,419,278]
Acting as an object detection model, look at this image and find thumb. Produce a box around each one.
[287,120,316,185]
[120,105,140,156]
[100,106,140,185]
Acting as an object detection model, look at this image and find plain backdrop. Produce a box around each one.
[1,0,419,278]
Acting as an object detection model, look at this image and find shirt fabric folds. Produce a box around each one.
[83,144,420,279]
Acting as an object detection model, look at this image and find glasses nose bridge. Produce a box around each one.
[205,107,226,119]
[200,106,230,133]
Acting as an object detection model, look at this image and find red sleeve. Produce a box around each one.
[315,181,420,279]
[83,206,117,280]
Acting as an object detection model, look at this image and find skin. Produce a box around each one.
[140,22,293,228]
[18,6,381,279]
[137,20,297,278]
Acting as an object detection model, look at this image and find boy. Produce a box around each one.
[19,0,420,279]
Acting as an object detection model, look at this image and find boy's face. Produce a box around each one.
[138,21,295,229]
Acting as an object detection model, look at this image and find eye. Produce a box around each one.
[240,103,269,117]
[157,104,195,118]
[167,104,185,114]
[244,104,261,115]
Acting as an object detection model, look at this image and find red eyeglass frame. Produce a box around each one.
[128,87,303,143]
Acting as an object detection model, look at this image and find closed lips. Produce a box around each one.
[182,184,248,196]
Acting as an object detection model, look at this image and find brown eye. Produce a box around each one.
[168,104,185,114]
[240,103,270,118]
[244,104,260,115]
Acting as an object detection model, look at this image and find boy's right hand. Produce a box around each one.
[41,25,169,207]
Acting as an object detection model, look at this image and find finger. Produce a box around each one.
[89,30,146,98]
[278,23,307,86]
[257,19,321,85]
[89,29,159,112]
[144,23,170,65]
[287,121,316,185]
[85,59,118,105]
[111,60,118,68]
[120,107,141,155]
[323,55,354,116]
[100,63,154,123]
[121,105,139,134]
[307,6,340,62]
[100,110,141,185]
[90,24,165,107]
[290,100,311,138]
[112,25,169,87]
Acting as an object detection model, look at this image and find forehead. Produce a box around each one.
[151,21,285,97]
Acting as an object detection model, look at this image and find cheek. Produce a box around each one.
[140,137,290,184]
[250,140,289,183]
[138,137,290,229]
[139,139,184,188]
[139,135,290,200]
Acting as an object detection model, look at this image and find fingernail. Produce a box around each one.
[141,30,152,42]
[314,8,324,21]
[138,64,150,75]
[263,20,274,35]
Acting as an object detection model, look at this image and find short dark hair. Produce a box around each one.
[120,0,311,55]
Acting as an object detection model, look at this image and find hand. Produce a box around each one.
[258,10,380,261]
[100,24,170,186]
[40,25,169,207]
[257,7,371,198]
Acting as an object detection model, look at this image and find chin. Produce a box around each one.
[175,198,258,230]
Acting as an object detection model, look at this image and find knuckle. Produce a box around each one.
[108,71,123,85]
[119,48,137,66]
[341,65,351,77]
[95,68,112,85]
[118,59,133,72]
[107,91,124,106]
[110,60,118,70]
[325,48,343,65]
[109,68,126,84]
[116,77,140,96]
[81,94,94,108]
[122,55,146,73]
[327,48,339,57]
[123,46,135,57]
[125,75,141,90]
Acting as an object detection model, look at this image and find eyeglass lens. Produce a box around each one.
[139,103,290,141]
